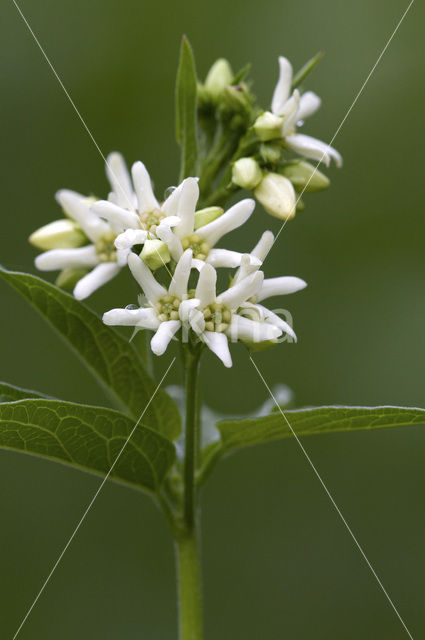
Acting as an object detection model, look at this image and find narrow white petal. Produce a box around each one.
[56,190,108,242]
[131,161,159,213]
[92,200,140,230]
[217,271,263,311]
[103,307,159,329]
[179,298,200,323]
[161,184,182,218]
[106,152,136,209]
[198,199,255,247]
[257,276,307,301]
[206,248,245,268]
[195,263,217,307]
[169,249,193,298]
[280,90,300,136]
[271,56,293,116]
[73,262,120,300]
[252,230,274,261]
[35,245,98,271]
[159,215,181,228]
[227,315,282,343]
[114,229,148,250]
[151,320,181,356]
[174,178,199,239]
[254,304,297,341]
[285,133,343,167]
[203,331,232,368]
[297,91,321,121]
[156,224,183,261]
[189,308,206,335]
[127,252,167,303]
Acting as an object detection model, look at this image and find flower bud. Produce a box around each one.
[280,161,330,192]
[140,239,171,271]
[260,142,282,164]
[232,158,262,190]
[29,219,87,251]
[194,207,224,230]
[254,173,296,220]
[204,58,233,98]
[253,111,283,141]
[55,267,89,291]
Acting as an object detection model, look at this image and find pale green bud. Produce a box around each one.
[204,58,233,97]
[260,142,282,164]
[253,111,283,141]
[55,267,89,291]
[280,161,330,192]
[232,158,262,190]
[194,207,223,230]
[221,84,251,114]
[29,219,87,250]
[140,239,170,271]
[254,173,296,220]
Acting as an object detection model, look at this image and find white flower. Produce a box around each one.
[186,264,286,368]
[103,250,197,356]
[254,56,342,168]
[34,190,123,300]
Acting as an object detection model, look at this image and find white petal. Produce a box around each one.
[179,298,200,323]
[233,252,264,285]
[227,315,282,343]
[257,276,307,302]
[92,200,140,230]
[195,262,217,307]
[217,271,263,311]
[131,161,160,213]
[206,248,246,268]
[203,331,232,368]
[169,249,193,298]
[297,91,321,121]
[35,245,98,271]
[151,320,180,356]
[156,224,183,261]
[114,229,148,250]
[285,133,343,168]
[271,56,293,116]
[174,178,199,239]
[253,304,297,341]
[106,152,136,209]
[189,308,206,335]
[55,190,108,242]
[198,199,255,247]
[280,90,301,136]
[159,215,181,228]
[73,262,121,300]
[127,252,167,303]
[252,230,274,261]
[103,307,159,330]
[161,184,182,218]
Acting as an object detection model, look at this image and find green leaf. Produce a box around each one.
[0,399,176,493]
[0,267,181,440]
[231,63,251,85]
[291,51,323,90]
[199,405,425,483]
[176,35,198,180]
[0,381,50,403]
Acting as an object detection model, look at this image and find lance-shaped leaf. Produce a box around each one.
[199,405,425,483]
[0,399,175,493]
[291,51,323,90]
[0,267,181,440]
[0,381,49,403]
[176,35,198,180]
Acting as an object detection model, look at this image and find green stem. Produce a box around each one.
[174,343,203,640]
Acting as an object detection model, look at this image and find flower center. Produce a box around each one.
[202,303,231,332]
[154,294,181,322]
[95,232,117,262]
[139,208,165,234]
[181,234,210,261]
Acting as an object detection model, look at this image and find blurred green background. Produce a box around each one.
[1,0,424,637]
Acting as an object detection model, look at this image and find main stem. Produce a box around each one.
[176,345,203,640]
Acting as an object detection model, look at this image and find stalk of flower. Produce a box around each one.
[103,249,197,356]
[253,56,342,167]
[30,189,125,300]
